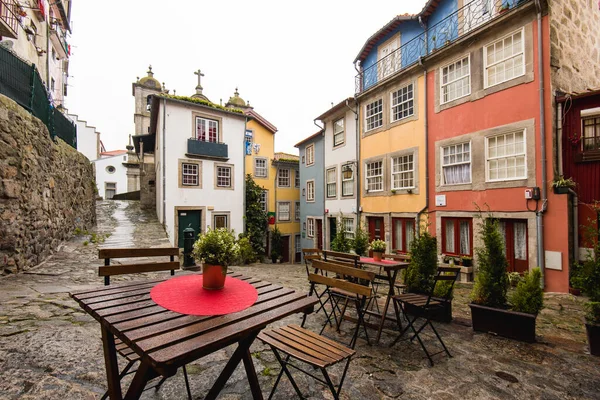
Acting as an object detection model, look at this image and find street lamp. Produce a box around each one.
[342,164,354,180]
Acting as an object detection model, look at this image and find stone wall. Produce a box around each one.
[550,0,600,93]
[140,163,156,210]
[0,95,96,274]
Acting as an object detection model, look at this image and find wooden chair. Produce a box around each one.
[390,266,460,366]
[302,248,322,276]
[97,248,192,400]
[322,250,360,268]
[258,260,374,400]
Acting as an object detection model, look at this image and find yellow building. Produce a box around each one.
[359,72,427,254]
[227,90,300,263]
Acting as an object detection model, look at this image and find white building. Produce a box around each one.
[68,113,101,161]
[92,151,129,200]
[316,98,359,249]
[147,94,247,248]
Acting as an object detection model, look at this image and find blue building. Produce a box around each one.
[295,131,325,252]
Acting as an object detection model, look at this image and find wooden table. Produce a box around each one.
[71,273,317,400]
[358,257,409,343]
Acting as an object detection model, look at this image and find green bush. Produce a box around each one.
[270,226,283,261]
[471,216,509,308]
[193,228,240,267]
[245,174,268,257]
[404,230,437,295]
[369,239,386,253]
[577,210,600,323]
[585,302,600,324]
[510,267,544,315]
[353,223,370,256]
[507,272,522,287]
[237,236,257,265]
[331,218,352,253]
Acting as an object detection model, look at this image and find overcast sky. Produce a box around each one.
[67,0,426,155]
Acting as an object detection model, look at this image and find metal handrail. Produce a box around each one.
[355,0,531,94]
[0,0,19,35]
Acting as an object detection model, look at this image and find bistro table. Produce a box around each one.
[70,273,317,400]
[358,257,409,343]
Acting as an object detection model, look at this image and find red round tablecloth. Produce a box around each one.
[150,275,258,316]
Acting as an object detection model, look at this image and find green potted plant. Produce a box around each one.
[353,223,370,256]
[270,226,283,263]
[193,228,240,290]
[461,255,473,267]
[331,217,352,253]
[507,271,522,287]
[469,215,540,342]
[370,239,386,261]
[551,175,576,194]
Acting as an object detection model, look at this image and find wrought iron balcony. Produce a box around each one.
[355,0,531,94]
[0,0,19,39]
[187,138,228,159]
[50,23,69,59]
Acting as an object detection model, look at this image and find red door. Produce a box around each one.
[281,236,290,263]
[368,217,384,256]
[316,219,323,250]
[500,220,528,273]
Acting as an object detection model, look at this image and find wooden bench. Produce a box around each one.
[98,247,180,285]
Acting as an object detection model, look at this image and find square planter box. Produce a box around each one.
[586,322,600,356]
[403,297,452,323]
[469,303,536,343]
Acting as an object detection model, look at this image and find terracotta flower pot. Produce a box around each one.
[373,251,383,262]
[202,263,227,290]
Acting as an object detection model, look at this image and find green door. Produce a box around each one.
[178,210,201,248]
[329,217,337,249]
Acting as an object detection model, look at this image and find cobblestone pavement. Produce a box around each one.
[0,200,599,400]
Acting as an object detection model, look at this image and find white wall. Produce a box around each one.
[156,100,246,246]
[93,155,128,199]
[323,106,358,216]
[69,114,99,161]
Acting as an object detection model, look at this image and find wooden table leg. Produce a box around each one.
[124,361,159,400]
[205,331,261,400]
[101,326,123,400]
[243,347,264,400]
[375,269,399,343]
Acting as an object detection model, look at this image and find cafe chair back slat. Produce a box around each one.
[97,248,191,400]
[390,266,460,366]
[258,259,372,400]
[322,250,360,268]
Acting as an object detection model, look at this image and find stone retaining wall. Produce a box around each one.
[0,95,96,274]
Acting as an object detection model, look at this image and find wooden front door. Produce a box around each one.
[368,217,385,256]
[316,219,323,250]
[499,220,528,273]
[281,236,290,263]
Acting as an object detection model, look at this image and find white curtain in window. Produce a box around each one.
[514,222,527,260]
[395,220,403,251]
[459,221,470,255]
[497,221,507,256]
[406,222,414,251]
[445,221,455,253]
[443,164,471,185]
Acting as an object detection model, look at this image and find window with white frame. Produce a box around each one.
[260,190,268,213]
[484,29,525,88]
[583,114,600,152]
[333,118,345,146]
[442,142,471,185]
[295,201,300,221]
[306,144,315,166]
[343,218,354,239]
[307,218,315,237]
[366,161,383,192]
[182,163,199,186]
[306,180,315,201]
[441,56,470,104]
[391,154,415,190]
[326,168,336,198]
[195,117,219,142]
[365,99,383,132]
[216,166,232,187]
[278,168,290,187]
[295,170,300,188]
[342,164,354,196]
[486,130,526,181]
[254,158,267,178]
[278,202,290,221]
[391,83,414,122]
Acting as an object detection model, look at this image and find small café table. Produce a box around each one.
[358,257,409,343]
[70,273,317,400]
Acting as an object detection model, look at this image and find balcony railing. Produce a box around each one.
[355,0,531,94]
[50,23,69,58]
[187,138,228,159]
[0,0,19,39]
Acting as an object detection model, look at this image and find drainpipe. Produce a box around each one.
[345,98,360,222]
[535,0,547,288]
[314,119,325,247]
[556,101,564,177]
[46,18,50,93]
[416,58,429,235]
[243,117,248,235]
[568,188,579,264]
[162,98,167,228]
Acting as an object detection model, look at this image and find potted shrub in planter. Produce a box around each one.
[193,228,240,290]
[461,256,473,267]
[370,239,386,261]
[270,226,282,263]
[352,223,370,256]
[551,176,576,194]
[331,216,352,253]
[469,216,541,342]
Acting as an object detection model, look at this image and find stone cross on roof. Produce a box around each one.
[194,69,204,95]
